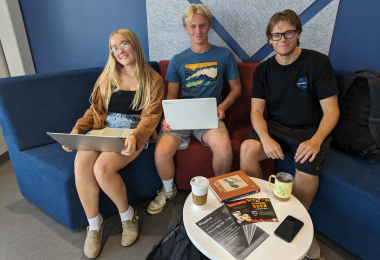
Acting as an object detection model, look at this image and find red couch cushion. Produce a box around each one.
[159,60,275,190]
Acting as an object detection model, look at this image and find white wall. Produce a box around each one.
[0,127,7,155]
[0,40,9,155]
[0,0,35,155]
[0,0,35,76]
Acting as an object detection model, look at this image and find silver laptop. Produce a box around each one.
[162,98,218,130]
[47,128,134,153]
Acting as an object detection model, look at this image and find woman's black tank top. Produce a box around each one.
[108,90,142,115]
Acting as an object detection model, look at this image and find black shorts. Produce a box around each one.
[245,120,332,176]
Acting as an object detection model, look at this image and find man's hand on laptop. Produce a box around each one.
[121,135,137,156]
[217,105,226,120]
[161,118,172,132]
[62,129,79,152]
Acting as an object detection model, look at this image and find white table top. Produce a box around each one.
[183,177,313,260]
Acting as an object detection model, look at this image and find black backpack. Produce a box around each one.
[145,216,209,260]
[331,69,380,159]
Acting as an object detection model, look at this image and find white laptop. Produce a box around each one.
[47,128,134,153]
[162,98,218,130]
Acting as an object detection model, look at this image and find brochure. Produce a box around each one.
[246,198,279,223]
[195,204,270,260]
[226,198,279,225]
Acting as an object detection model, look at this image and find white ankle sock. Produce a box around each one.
[120,206,134,222]
[163,179,174,193]
[88,214,103,231]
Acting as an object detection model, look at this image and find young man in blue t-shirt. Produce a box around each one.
[147,4,241,215]
[240,10,340,259]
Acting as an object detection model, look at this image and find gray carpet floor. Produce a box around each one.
[0,161,362,260]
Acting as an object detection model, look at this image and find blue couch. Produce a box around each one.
[0,62,163,229]
[1,63,378,259]
[276,71,380,260]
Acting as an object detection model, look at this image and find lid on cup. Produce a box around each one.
[190,176,209,187]
[276,172,294,183]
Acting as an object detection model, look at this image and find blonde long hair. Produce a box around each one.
[91,29,158,111]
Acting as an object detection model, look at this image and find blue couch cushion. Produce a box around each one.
[11,142,162,229]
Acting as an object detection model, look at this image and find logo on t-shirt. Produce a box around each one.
[297,77,308,89]
[185,62,217,88]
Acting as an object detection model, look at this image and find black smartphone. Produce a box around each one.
[274,215,304,243]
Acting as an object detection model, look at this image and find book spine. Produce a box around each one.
[221,189,261,203]
[209,187,222,202]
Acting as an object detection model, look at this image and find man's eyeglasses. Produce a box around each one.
[269,30,298,41]
[111,42,130,53]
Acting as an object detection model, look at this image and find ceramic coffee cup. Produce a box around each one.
[268,172,294,201]
[190,176,209,210]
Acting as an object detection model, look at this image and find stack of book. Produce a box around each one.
[208,170,261,203]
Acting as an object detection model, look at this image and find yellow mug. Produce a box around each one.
[269,172,294,201]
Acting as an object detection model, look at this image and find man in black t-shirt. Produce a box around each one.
[240,10,339,259]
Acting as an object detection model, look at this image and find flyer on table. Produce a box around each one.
[195,204,270,260]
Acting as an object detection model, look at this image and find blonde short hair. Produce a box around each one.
[182,4,212,28]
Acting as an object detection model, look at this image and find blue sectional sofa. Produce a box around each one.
[276,71,380,260]
[1,63,379,259]
[0,62,163,229]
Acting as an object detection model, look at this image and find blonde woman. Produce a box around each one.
[62,29,164,259]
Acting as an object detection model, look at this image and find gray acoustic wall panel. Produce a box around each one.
[147,0,240,62]
[147,0,339,63]
[301,0,340,56]
[202,0,315,57]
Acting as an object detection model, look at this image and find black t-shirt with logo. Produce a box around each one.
[251,49,338,128]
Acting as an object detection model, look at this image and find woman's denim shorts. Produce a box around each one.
[104,112,149,149]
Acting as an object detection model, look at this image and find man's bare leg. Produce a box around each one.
[154,134,183,181]
[202,126,232,176]
[292,169,319,210]
[240,139,269,179]
[148,134,182,215]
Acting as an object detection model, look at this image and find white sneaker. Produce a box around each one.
[147,184,177,215]
[306,236,320,259]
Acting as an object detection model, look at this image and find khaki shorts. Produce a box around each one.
[158,120,226,150]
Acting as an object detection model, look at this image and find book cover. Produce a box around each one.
[208,170,260,203]
[246,198,279,222]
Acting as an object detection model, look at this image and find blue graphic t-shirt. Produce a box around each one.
[165,45,239,105]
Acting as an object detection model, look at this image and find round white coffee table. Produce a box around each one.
[183,177,313,260]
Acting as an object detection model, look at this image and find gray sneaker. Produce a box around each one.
[147,184,177,214]
[306,236,320,259]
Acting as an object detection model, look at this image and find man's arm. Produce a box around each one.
[166,82,180,100]
[251,98,284,160]
[161,82,180,132]
[295,95,340,163]
[217,77,241,119]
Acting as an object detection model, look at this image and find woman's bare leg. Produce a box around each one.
[93,145,144,212]
[74,150,101,219]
